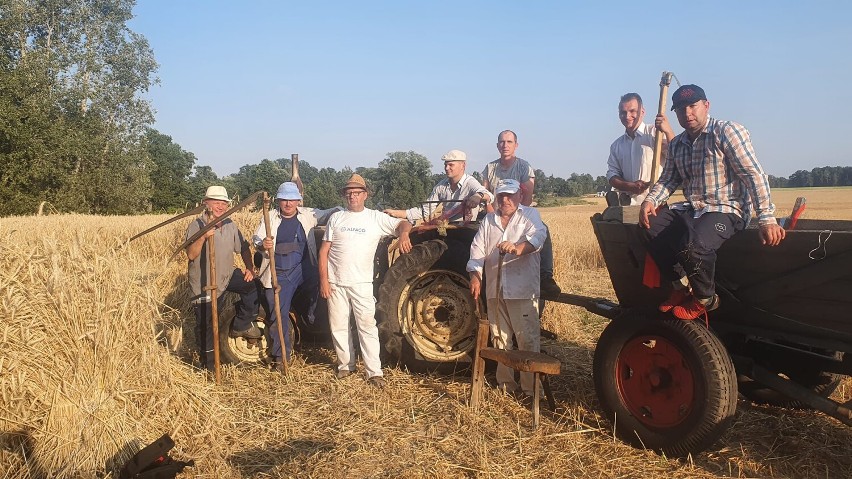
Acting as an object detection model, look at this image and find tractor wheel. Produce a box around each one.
[376,239,478,369]
[593,312,737,457]
[218,312,295,366]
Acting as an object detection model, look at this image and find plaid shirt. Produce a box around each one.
[645,117,777,226]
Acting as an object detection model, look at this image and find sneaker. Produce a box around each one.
[540,275,562,299]
[336,369,354,380]
[229,323,262,340]
[672,295,719,321]
[658,288,692,313]
[367,376,386,389]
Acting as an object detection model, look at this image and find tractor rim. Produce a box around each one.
[226,320,270,363]
[398,269,476,361]
[616,334,696,428]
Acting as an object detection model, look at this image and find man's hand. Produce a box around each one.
[627,180,650,195]
[262,236,274,251]
[397,231,412,254]
[496,240,519,256]
[760,223,786,246]
[469,274,481,301]
[464,193,483,209]
[639,200,656,229]
[319,279,332,299]
[243,268,255,282]
[655,113,675,140]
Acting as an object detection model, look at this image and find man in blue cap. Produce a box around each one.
[640,84,786,320]
[253,182,341,371]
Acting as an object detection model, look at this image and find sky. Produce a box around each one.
[128,1,852,179]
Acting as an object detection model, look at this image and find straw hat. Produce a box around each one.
[339,174,368,193]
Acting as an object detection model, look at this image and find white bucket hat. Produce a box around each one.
[204,185,230,202]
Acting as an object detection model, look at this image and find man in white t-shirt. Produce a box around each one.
[606,92,674,205]
[319,174,412,388]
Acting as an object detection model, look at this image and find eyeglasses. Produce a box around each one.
[343,190,366,197]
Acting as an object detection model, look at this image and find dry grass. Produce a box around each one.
[1,187,851,478]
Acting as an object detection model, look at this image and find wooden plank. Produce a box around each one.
[479,348,561,375]
[469,319,490,409]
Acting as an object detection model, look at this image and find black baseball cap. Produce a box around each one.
[671,84,707,111]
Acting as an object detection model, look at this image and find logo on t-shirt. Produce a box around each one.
[341,226,366,233]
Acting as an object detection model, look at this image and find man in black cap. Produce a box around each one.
[640,84,785,320]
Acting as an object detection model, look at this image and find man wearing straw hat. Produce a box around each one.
[185,185,261,371]
[606,92,675,206]
[467,179,547,399]
[640,84,785,320]
[383,149,492,223]
[253,182,341,371]
[319,174,413,389]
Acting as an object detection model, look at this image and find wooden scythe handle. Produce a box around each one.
[651,72,673,184]
[207,234,222,384]
[291,154,303,195]
[263,192,289,374]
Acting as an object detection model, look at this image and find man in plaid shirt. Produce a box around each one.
[640,84,786,320]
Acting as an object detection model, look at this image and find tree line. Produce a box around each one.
[768,167,852,188]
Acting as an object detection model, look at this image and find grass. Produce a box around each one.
[1,187,851,478]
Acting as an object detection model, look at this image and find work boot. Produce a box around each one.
[539,274,561,299]
[672,295,719,321]
[658,288,692,313]
[335,368,354,380]
[229,323,262,340]
[271,357,287,373]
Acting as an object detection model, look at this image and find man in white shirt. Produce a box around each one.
[319,174,412,388]
[467,179,547,397]
[482,130,560,298]
[606,93,675,205]
[384,149,492,223]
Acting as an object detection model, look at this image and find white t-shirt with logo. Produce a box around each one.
[323,208,402,285]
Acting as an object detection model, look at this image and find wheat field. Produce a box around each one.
[1,187,851,478]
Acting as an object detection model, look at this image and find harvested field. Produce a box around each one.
[1,187,851,478]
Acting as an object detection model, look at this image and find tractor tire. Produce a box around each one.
[593,311,737,457]
[376,239,478,369]
[218,311,296,366]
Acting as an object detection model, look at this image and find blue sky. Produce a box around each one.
[129,1,852,179]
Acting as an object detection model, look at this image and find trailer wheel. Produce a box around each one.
[593,312,737,456]
[377,239,477,367]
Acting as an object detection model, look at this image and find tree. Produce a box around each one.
[0,0,158,215]
[145,129,196,211]
[371,151,434,210]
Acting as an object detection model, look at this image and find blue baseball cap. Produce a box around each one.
[275,182,302,201]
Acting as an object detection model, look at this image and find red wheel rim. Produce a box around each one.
[616,335,696,428]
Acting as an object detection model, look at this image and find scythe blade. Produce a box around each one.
[170,190,264,261]
[125,204,207,244]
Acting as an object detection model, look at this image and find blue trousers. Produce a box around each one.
[647,207,743,299]
[264,265,303,360]
[195,269,261,365]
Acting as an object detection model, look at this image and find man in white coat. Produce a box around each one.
[467,179,547,397]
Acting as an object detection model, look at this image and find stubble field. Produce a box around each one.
[1,187,851,478]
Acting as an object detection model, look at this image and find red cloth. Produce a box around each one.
[642,253,661,288]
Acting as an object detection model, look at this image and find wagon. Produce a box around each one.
[555,203,852,456]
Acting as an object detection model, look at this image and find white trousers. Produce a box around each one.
[327,282,383,378]
[486,297,540,395]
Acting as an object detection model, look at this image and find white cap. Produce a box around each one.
[494,179,520,195]
[275,182,302,201]
[441,149,467,162]
[204,186,230,201]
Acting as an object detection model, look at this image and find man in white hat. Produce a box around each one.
[252,182,341,371]
[186,185,261,371]
[383,149,492,223]
[319,174,412,389]
[467,178,547,398]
